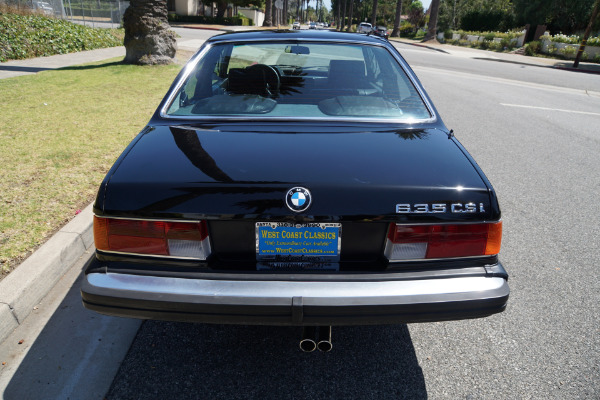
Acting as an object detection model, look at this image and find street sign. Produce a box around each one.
[275,0,283,9]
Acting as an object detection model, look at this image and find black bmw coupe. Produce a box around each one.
[82,30,508,351]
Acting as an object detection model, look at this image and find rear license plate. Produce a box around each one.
[256,222,341,263]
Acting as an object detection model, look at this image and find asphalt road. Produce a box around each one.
[103,42,600,399]
[2,33,599,399]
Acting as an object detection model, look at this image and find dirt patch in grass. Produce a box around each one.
[0,52,193,280]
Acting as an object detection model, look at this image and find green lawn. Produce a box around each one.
[0,57,185,277]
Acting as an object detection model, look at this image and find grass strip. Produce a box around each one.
[0,56,185,278]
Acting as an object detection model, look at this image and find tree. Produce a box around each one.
[437,0,514,31]
[123,0,176,65]
[424,0,440,40]
[263,0,273,25]
[347,0,354,30]
[391,0,404,37]
[574,0,600,67]
[371,0,378,26]
[407,0,424,29]
[514,0,595,34]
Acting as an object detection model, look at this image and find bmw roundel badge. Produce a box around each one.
[286,187,312,213]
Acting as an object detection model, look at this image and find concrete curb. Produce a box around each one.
[180,25,234,33]
[0,203,94,344]
[553,65,600,75]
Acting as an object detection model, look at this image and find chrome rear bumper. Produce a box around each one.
[82,268,509,325]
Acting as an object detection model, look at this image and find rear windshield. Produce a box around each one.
[165,41,431,121]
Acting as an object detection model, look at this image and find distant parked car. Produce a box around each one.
[292,21,300,29]
[357,22,372,34]
[309,22,316,29]
[32,1,53,15]
[373,26,389,40]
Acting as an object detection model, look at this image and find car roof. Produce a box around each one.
[207,29,387,44]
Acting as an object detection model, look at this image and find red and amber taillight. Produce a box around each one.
[93,216,211,260]
[384,221,502,261]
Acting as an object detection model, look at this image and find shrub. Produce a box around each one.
[594,54,600,63]
[548,34,600,47]
[551,34,579,44]
[444,29,453,40]
[487,41,501,51]
[500,37,513,51]
[484,32,495,41]
[399,23,414,37]
[562,45,576,58]
[525,41,541,56]
[0,13,123,62]
[168,14,251,26]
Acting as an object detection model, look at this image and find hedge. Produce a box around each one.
[0,13,123,62]
[168,14,252,26]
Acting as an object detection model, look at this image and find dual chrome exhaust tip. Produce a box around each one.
[299,326,332,352]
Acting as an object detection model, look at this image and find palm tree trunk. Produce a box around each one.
[370,0,378,26]
[123,0,176,65]
[391,0,402,37]
[423,0,440,41]
[346,0,354,31]
[263,0,273,26]
[341,0,347,31]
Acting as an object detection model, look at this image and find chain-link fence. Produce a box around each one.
[2,0,129,28]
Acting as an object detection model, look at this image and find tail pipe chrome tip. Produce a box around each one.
[299,326,333,352]
[299,326,317,352]
[317,326,333,352]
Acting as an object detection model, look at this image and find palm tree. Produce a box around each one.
[341,0,347,31]
[263,0,273,26]
[371,0,378,26]
[123,0,176,65]
[423,0,440,41]
[346,0,354,31]
[391,0,403,37]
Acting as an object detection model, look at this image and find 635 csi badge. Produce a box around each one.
[286,187,312,213]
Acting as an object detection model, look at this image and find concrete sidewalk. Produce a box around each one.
[0,47,126,80]
[390,37,600,74]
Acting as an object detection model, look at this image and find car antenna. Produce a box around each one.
[447,129,454,138]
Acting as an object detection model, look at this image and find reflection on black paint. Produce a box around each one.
[233,198,283,213]
[136,186,283,215]
[394,130,430,141]
[170,126,233,183]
